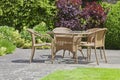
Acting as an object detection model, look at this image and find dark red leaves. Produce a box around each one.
[55,0,82,30]
[81,2,107,29]
[55,0,108,30]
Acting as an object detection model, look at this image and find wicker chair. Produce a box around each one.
[51,27,83,63]
[81,28,100,43]
[27,29,51,63]
[81,28,100,59]
[81,28,107,65]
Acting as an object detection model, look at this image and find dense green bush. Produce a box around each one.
[0,0,119,50]
[33,22,48,34]
[20,26,31,48]
[104,1,120,49]
[33,21,52,43]
[0,0,56,31]
[0,39,16,56]
[0,26,25,48]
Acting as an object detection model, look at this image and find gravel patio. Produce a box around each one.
[0,48,120,80]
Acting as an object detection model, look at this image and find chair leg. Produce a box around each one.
[63,50,71,58]
[51,45,56,64]
[86,47,89,62]
[73,46,78,64]
[51,52,55,64]
[51,46,53,63]
[100,47,103,59]
[103,46,107,63]
[69,51,70,56]
[73,53,75,59]
[94,47,99,65]
[88,47,91,61]
[51,40,56,63]
[74,52,78,64]
[79,49,84,58]
[30,46,35,63]
[51,50,56,64]
[86,47,91,61]
[63,50,65,58]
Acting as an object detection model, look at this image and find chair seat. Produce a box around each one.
[81,41,87,44]
[34,43,51,47]
[81,42,94,47]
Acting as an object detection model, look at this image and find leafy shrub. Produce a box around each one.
[34,21,48,34]
[0,39,16,56]
[104,1,120,49]
[0,26,25,48]
[33,22,52,43]
[81,1,108,29]
[20,27,32,48]
[55,0,107,30]
[0,47,6,56]
[0,0,56,31]
[55,0,82,30]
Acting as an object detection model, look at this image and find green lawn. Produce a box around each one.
[41,68,120,80]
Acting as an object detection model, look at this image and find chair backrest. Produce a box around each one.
[53,27,72,51]
[27,29,42,45]
[87,28,100,32]
[94,28,107,47]
[53,27,72,33]
[87,28,100,42]
[53,27,81,52]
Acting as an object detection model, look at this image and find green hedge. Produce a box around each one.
[0,0,120,50]
[0,26,25,48]
[0,39,16,56]
[103,1,120,49]
[0,0,56,31]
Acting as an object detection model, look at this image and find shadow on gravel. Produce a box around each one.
[11,55,90,64]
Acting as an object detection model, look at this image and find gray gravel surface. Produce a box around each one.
[0,48,120,80]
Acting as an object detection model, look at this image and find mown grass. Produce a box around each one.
[41,68,120,80]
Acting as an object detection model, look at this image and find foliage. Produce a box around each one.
[41,68,120,80]
[34,22,48,34]
[81,1,108,30]
[0,39,16,56]
[104,1,120,49]
[0,47,6,56]
[0,0,56,31]
[33,22,52,43]
[55,0,83,30]
[0,26,25,48]
[20,27,31,42]
[55,0,108,30]
[19,26,32,49]
[82,0,102,6]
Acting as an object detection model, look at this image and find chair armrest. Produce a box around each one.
[41,34,53,41]
[27,29,42,37]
